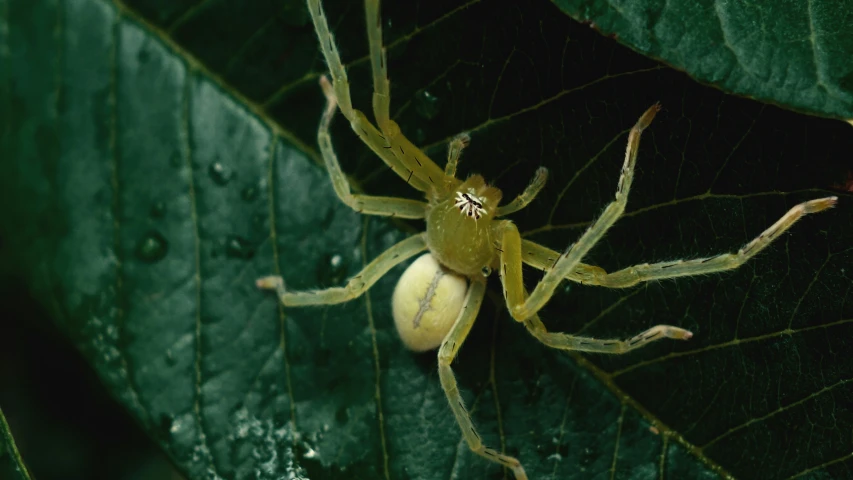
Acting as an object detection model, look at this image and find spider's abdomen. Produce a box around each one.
[392,254,467,352]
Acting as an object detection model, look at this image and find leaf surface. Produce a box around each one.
[0,407,33,480]
[551,0,853,119]
[2,0,852,479]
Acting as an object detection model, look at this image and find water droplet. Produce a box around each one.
[150,201,166,218]
[302,442,319,459]
[135,231,168,263]
[414,89,441,120]
[209,161,234,186]
[225,236,255,260]
[579,446,597,466]
[241,185,259,202]
[170,417,184,434]
[317,253,347,286]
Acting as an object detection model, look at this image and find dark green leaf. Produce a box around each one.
[551,0,853,120]
[2,0,852,479]
[0,407,33,480]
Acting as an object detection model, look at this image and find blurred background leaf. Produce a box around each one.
[551,0,853,119]
[2,0,852,479]
[1,405,33,480]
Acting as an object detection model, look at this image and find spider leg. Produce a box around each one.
[318,77,427,218]
[577,196,838,288]
[437,280,528,480]
[307,0,434,192]
[512,104,660,320]
[518,197,838,288]
[497,221,692,351]
[496,167,549,217]
[523,314,691,353]
[519,239,607,284]
[364,0,448,192]
[444,133,469,179]
[256,234,427,306]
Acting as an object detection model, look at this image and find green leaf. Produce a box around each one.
[0,407,34,480]
[551,0,853,120]
[2,0,852,479]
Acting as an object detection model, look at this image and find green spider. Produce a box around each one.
[257,0,838,477]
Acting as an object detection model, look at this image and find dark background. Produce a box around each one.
[1,235,178,480]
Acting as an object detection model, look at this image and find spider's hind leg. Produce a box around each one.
[437,281,529,480]
[257,234,427,306]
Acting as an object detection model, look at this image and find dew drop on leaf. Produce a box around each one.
[135,231,168,263]
[414,89,441,120]
[225,235,255,259]
[317,253,347,286]
[208,161,234,186]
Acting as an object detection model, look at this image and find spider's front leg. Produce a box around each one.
[363,0,446,188]
[437,281,529,480]
[317,76,427,219]
[307,0,438,192]
[512,103,661,321]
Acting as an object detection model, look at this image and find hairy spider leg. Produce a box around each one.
[307,0,434,192]
[496,167,549,217]
[364,0,448,193]
[256,234,427,306]
[437,280,529,480]
[318,76,428,218]
[496,220,692,351]
[442,132,548,214]
[520,197,838,288]
[512,104,661,321]
[520,240,608,284]
[443,133,469,190]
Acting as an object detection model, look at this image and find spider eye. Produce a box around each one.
[480,266,492,276]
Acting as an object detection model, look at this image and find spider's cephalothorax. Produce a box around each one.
[255,0,839,477]
[426,175,502,277]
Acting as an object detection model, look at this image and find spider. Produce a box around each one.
[257,0,839,477]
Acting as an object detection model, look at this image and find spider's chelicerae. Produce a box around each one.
[257,0,839,477]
